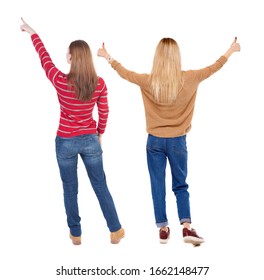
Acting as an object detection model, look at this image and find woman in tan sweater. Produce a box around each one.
[97,37,240,246]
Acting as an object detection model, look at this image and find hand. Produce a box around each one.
[98,133,103,146]
[224,37,241,59]
[20,17,36,35]
[229,37,241,53]
[97,43,110,60]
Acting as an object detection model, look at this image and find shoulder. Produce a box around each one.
[97,76,104,83]
[96,76,107,91]
[97,76,106,86]
[182,70,195,79]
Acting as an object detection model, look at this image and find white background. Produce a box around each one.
[1,0,263,279]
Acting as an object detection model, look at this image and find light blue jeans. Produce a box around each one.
[55,134,121,237]
[146,134,191,227]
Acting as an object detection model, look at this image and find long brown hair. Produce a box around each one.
[67,40,98,101]
[151,38,183,104]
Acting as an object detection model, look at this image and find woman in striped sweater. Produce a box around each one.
[20,18,124,245]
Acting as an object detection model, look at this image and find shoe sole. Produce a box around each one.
[160,239,169,244]
[72,241,81,245]
[160,235,170,244]
[183,236,204,246]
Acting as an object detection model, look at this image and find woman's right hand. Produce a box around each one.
[97,43,111,61]
[98,133,103,146]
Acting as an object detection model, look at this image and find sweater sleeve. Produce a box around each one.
[31,34,61,86]
[110,60,149,87]
[193,56,228,82]
[96,78,109,134]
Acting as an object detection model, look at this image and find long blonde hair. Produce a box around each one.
[67,40,98,101]
[151,38,183,104]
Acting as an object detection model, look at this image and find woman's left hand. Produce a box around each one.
[20,18,36,35]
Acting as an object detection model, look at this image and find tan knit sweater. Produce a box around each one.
[111,56,227,137]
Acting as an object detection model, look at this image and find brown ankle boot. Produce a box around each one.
[110,228,125,244]
[70,233,81,245]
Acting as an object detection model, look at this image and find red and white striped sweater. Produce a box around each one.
[31,34,109,137]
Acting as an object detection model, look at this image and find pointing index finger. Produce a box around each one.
[21,17,27,25]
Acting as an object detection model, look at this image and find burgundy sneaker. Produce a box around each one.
[159,227,170,244]
[183,228,204,246]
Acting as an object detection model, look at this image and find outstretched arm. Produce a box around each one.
[97,43,148,87]
[193,37,241,82]
[223,37,241,59]
[20,18,61,86]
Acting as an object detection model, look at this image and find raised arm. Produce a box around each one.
[192,37,241,82]
[97,43,148,87]
[20,18,61,86]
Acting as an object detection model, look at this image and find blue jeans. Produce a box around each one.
[146,134,191,227]
[55,134,121,236]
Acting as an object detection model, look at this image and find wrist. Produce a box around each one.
[106,55,113,63]
[224,48,232,59]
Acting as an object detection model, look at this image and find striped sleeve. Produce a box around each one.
[31,34,61,86]
[97,79,109,134]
